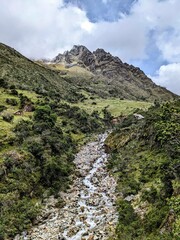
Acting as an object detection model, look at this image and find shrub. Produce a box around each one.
[19,94,33,109]
[14,120,32,142]
[102,107,113,125]
[2,111,14,122]
[10,89,18,95]
[144,206,169,232]
[0,78,8,88]
[34,105,57,128]
[6,98,18,106]
[0,105,7,113]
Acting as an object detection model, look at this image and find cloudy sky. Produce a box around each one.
[0,0,180,95]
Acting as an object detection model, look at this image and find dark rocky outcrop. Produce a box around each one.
[52,45,177,101]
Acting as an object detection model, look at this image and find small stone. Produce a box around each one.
[80,206,85,212]
[88,235,94,240]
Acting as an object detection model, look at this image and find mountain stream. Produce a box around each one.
[15,133,118,240]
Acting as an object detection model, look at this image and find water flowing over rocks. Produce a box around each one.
[15,133,118,240]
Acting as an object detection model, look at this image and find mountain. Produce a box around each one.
[52,45,177,101]
[0,43,179,239]
[0,43,177,102]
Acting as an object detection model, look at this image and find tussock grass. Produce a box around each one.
[73,98,152,117]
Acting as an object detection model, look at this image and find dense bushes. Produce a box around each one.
[0,104,76,238]
[55,103,105,133]
[2,111,14,122]
[106,100,180,239]
[6,98,18,106]
[116,199,142,239]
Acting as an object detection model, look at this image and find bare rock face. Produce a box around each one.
[51,45,176,101]
[53,45,95,67]
[92,48,124,77]
[52,45,150,80]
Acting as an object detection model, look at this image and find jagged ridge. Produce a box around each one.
[52,45,177,101]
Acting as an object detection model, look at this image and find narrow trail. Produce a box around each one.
[15,133,118,240]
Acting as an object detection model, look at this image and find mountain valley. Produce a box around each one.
[0,43,179,240]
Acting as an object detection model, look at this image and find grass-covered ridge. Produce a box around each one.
[0,43,85,103]
[105,100,180,239]
[1,42,176,104]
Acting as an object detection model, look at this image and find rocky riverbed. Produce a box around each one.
[15,133,118,240]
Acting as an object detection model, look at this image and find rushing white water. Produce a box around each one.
[15,133,118,240]
[61,133,117,240]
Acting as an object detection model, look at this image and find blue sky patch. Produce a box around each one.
[64,0,136,22]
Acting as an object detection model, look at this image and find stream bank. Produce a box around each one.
[15,133,118,240]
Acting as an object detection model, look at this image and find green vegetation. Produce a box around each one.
[105,100,180,239]
[73,98,151,117]
[0,101,74,237]
[0,85,112,239]
[0,42,178,239]
[0,43,176,104]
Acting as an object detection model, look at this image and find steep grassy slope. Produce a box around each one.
[1,42,177,105]
[105,100,180,239]
[0,43,85,102]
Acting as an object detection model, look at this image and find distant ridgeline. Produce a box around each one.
[105,99,180,239]
[0,42,177,102]
[0,42,178,239]
[51,45,177,102]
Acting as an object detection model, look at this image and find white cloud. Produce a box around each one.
[0,0,92,58]
[1,0,180,63]
[84,0,180,63]
[0,0,180,95]
[83,16,148,61]
[131,0,180,63]
[81,21,94,33]
[152,63,180,95]
[156,30,180,62]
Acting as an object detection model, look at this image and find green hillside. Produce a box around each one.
[0,43,178,239]
[0,85,110,238]
[0,84,151,238]
[0,43,84,103]
[105,100,180,239]
[0,42,177,105]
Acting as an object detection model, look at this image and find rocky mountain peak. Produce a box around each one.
[93,48,123,67]
[93,48,108,56]
[52,45,94,66]
[52,45,124,73]
[69,45,90,56]
[50,45,176,101]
